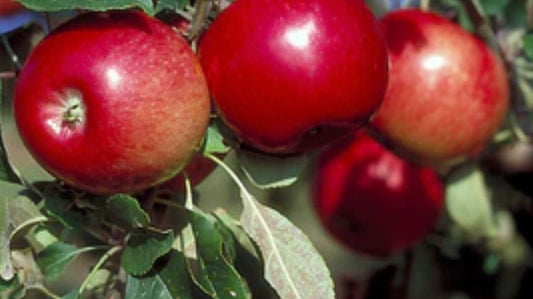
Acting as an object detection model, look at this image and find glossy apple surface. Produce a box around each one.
[198,0,388,154]
[0,0,23,15]
[14,10,210,194]
[313,133,444,256]
[371,9,509,167]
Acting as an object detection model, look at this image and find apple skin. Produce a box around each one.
[313,133,444,257]
[14,10,211,195]
[198,0,388,155]
[371,9,510,168]
[0,0,23,15]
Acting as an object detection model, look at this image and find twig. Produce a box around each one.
[78,245,122,296]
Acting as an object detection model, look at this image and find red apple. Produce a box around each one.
[14,10,211,195]
[198,0,388,155]
[0,0,23,15]
[371,9,510,167]
[313,133,444,256]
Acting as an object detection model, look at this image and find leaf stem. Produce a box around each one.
[204,153,248,194]
[205,153,304,299]
[153,197,186,211]
[78,245,122,296]
[35,285,61,299]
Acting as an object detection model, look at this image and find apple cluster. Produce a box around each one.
[12,0,509,255]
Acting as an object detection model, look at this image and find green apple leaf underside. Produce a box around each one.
[18,0,154,14]
[446,165,495,237]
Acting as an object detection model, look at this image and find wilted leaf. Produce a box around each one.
[125,250,194,299]
[37,242,105,281]
[106,194,150,229]
[0,182,47,280]
[121,230,174,275]
[189,209,250,299]
[239,189,334,299]
[18,0,154,14]
[237,150,308,189]
[446,165,495,237]
[10,248,44,297]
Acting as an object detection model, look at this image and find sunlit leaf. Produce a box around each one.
[239,190,334,299]
[446,165,495,237]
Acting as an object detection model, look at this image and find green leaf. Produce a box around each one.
[18,0,155,14]
[206,153,334,298]
[155,0,189,12]
[480,0,510,15]
[237,150,308,189]
[189,209,250,299]
[214,210,279,299]
[239,191,334,299]
[24,227,58,255]
[524,34,533,61]
[0,81,21,184]
[121,230,174,276]
[37,242,105,281]
[125,250,195,299]
[0,182,47,280]
[202,125,230,155]
[41,183,86,229]
[61,289,79,299]
[441,0,475,32]
[105,194,150,229]
[446,165,495,237]
[504,0,527,28]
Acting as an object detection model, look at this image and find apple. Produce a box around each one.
[14,10,211,195]
[0,0,23,16]
[198,0,388,155]
[371,9,510,168]
[313,133,444,257]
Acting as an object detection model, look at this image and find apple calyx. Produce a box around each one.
[60,90,85,131]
